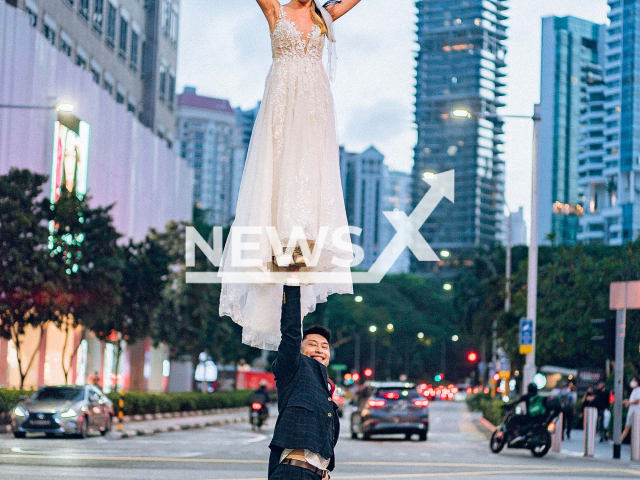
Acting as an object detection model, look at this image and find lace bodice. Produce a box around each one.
[271,6,324,62]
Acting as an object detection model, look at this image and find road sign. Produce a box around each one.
[520,318,533,355]
[330,364,347,371]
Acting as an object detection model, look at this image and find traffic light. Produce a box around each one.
[591,318,615,358]
[364,368,373,378]
[493,373,500,382]
[352,372,361,382]
[434,374,443,382]
[467,352,478,362]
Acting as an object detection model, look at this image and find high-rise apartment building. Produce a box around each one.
[412,0,508,268]
[508,206,527,246]
[176,87,249,227]
[381,168,413,273]
[340,146,385,270]
[579,0,640,245]
[538,16,605,246]
[11,0,179,145]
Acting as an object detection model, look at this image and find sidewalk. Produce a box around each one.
[0,407,248,439]
[559,429,633,462]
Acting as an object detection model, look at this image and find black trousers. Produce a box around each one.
[269,463,321,479]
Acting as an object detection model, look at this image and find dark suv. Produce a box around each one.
[350,382,429,441]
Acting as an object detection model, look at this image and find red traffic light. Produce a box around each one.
[493,373,500,382]
[352,373,361,382]
[467,352,478,362]
[364,368,373,378]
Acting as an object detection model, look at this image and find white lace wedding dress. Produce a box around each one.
[218,5,353,351]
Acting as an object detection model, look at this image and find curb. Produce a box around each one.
[111,416,247,439]
[117,407,245,424]
[475,416,497,435]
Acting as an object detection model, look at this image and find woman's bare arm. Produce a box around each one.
[256,0,280,32]
[323,0,363,21]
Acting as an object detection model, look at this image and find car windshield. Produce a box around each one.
[32,387,84,402]
[376,388,420,400]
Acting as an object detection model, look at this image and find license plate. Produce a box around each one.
[30,420,51,426]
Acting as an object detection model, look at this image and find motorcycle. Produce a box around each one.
[490,398,561,458]
[250,401,267,432]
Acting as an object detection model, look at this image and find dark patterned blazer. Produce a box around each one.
[268,286,340,476]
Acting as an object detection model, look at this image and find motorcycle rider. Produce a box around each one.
[252,380,271,426]
[504,383,543,441]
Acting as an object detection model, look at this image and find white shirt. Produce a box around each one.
[280,449,330,470]
[629,387,640,415]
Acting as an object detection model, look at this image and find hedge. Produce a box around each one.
[0,388,255,419]
[466,393,505,426]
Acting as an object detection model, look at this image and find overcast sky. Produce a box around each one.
[177,0,609,226]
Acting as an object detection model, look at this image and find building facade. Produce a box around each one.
[340,146,385,270]
[176,87,250,227]
[508,206,527,246]
[0,2,192,391]
[9,0,179,145]
[412,0,508,269]
[579,0,640,245]
[538,16,605,246]
[381,168,413,273]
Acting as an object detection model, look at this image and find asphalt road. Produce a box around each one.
[1,402,639,479]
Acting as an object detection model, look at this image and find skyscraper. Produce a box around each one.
[176,87,248,227]
[340,146,385,270]
[412,0,508,269]
[579,0,640,245]
[538,16,605,246]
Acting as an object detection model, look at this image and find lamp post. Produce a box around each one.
[369,325,377,380]
[0,103,74,112]
[452,107,541,392]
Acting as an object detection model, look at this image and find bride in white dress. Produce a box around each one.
[219,0,362,350]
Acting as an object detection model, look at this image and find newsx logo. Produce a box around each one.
[185,170,455,284]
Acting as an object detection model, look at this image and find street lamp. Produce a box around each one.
[369,325,377,333]
[440,250,451,258]
[0,102,75,112]
[443,283,453,291]
[355,295,363,303]
[451,335,459,342]
[368,325,377,380]
[386,323,394,332]
[422,170,437,181]
[452,107,542,392]
[417,332,425,339]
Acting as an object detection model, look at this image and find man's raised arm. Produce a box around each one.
[272,285,302,380]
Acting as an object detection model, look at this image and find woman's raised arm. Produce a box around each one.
[256,0,280,31]
[323,0,362,21]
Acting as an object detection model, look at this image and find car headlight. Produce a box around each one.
[13,406,27,417]
[60,408,78,418]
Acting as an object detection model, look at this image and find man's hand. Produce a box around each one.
[322,472,330,480]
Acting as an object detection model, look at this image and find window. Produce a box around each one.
[93,0,104,34]
[60,37,72,57]
[44,23,56,46]
[76,54,87,69]
[104,77,113,95]
[130,30,139,70]
[106,3,116,48]
[159,64,167,101]
[162,1,171,37]
[25,6,37,27]
[91,66,101,84]
[119,16,128,59]
[168,73,175,107]
[127,102,136,113]
[79,0,89,20]
[170,8,179,45]
[116,92,125,104]
[63,0,74,7]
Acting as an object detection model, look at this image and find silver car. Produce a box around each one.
[11,385,114,438]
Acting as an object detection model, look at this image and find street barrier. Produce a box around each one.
[552,412,563,453]
[584,407,597,457]
[632,412,640,461]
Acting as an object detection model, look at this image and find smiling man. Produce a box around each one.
[268,285,340,480]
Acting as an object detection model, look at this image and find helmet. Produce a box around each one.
[259,379,268,387]
[527,383,538,395]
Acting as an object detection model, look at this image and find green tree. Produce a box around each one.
[0,169,59,388]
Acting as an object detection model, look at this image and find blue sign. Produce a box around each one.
[520,318,533,346]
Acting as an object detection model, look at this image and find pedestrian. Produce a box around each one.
[621,377,640,443]
[594,380,611,442]
[555,381,576,440]
[268,284,339,479]
[580,387,597,425]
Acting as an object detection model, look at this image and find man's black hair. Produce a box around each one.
[303,325,331,344]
